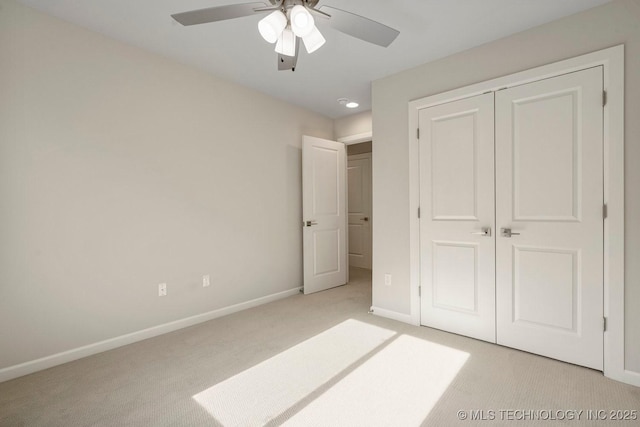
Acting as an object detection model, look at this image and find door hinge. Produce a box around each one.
[603,204,608,220]
[603,316,607,332]
[603,90,607,107]
[418,207,421,218]
[417,128,420,139]
[418,286,421,297]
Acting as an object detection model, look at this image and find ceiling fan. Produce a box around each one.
[171,0,400,71]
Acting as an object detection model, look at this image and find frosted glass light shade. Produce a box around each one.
[302,26,325,54]
[258,11,287,44]
[275,27,296,57]
[290,5,315,37]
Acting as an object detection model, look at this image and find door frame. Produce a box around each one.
[408,45,629,384]
[338,132,373,145]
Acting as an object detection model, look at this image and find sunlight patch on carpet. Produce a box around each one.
[192,319,396,426]
[282,334,469,426]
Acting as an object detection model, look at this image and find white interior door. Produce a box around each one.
[419,93,496,343]
[302,136,347,294]
[347,154,372,269]
[495,67,604,370]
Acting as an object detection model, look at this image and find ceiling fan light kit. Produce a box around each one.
[258,10,288,44]
[171,0,400,71]
[263,4,321,57]
[290,5,315,37]
[275,27,297,57]
[302,26,326,54]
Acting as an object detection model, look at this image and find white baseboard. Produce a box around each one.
[0,287,301,383]
[370,306,415,325]
[623,370,640,387]
[607,369,640,388]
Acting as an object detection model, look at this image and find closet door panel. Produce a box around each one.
[419,93,496,343]
[495,67,604,370]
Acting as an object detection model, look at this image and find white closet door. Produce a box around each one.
[495,67,604,370]
[419,93,496,343]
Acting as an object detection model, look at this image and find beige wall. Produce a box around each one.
[372,0,640,373]
[0,0,333,370]
[334,111,372,140]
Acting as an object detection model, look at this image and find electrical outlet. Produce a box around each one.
[384,274,392,286]
[158,283,167,297]
[203,274,210,287]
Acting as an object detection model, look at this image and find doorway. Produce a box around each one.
[347,142,372,271]
[301,135,373,295]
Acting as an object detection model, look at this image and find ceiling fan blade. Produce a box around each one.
[318,6,399,47]
[172,2,270,26]
[278,39,299,71]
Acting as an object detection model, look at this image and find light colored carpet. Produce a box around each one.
[1,267,638,426]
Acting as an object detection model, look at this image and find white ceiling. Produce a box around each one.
[18,0,611,118]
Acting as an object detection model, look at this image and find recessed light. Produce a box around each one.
[337,98,359,108]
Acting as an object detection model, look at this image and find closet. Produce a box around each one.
[418,66,604,370]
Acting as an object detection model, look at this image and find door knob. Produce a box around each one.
[471,227,491,237]
[362,217,369,222]
[501,228,521,238]
[304,220,318,227]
